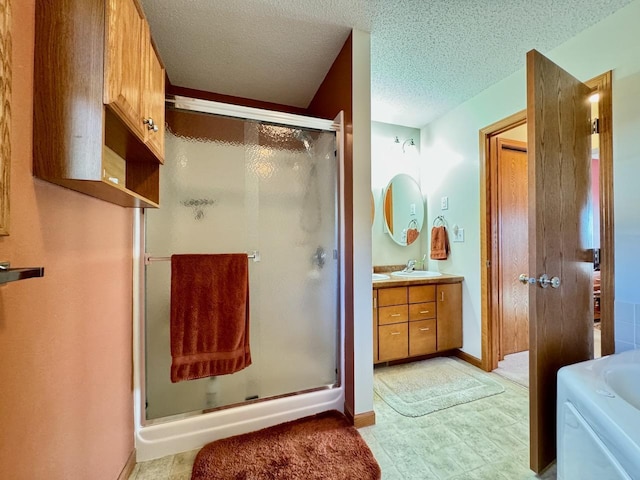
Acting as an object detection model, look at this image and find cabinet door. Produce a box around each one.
[409,319,437,356]
[145,42,165,162]
[378,323,408,362]
[105,0,146,139]
[437,283,463,351]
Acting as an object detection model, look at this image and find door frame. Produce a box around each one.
[479,71,614,371]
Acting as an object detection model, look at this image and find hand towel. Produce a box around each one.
[406,228,419,245]
[170,254,251,382]
[430,226,450,260]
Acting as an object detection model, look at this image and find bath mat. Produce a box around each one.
[191,410,381,480]
[374,357,504,417]
[493,351,529,388]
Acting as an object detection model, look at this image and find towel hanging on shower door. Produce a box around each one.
[170,254,251,382]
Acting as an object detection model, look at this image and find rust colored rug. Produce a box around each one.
[191,410,381,480]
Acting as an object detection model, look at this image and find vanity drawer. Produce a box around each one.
[409,285,436,304]
[409,302,436,321]
[378,287,408,307]
[378,323,409,362]
[409,319,437,356]
[378,305,408,325]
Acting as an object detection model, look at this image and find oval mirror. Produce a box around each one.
[383,174,425,246]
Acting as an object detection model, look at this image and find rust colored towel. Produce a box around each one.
[430,226,450,260]
[170,254,251,382]
[406,228,419,245]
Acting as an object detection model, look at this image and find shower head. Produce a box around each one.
[292,129,313,153]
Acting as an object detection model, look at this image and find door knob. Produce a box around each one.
[519,274,536,285]
[519,273,561,289]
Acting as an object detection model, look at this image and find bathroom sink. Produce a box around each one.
[391,270,442,278]
[372,273,390,281]
[605,365,640,410]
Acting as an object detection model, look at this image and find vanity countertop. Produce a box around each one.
[372,272,464,289]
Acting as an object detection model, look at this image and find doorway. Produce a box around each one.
[479,70,615,374]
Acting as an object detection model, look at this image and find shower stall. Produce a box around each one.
[133,97,344,460]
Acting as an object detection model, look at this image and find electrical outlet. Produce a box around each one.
[453,228,465,242]
[441,196,448,210]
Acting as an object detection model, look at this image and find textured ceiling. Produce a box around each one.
[141,0,632,128]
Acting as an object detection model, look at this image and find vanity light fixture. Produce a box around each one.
[393,136,416,153]
[402,138,415,153]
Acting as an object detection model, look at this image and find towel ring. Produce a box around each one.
[407,219,418,229]
[432,215,446,227]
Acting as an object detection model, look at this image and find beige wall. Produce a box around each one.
[0,2,134,478]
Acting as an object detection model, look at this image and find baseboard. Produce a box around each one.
[343,402,376,428]
[453,349,485,370]
[117,449,137,480]
[353,410,376,428]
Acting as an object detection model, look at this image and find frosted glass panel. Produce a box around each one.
[144,110,338,420]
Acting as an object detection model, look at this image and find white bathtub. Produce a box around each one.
[557,349,640,480]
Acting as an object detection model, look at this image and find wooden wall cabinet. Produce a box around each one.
[373,281,462,363]
[34,0,165,208]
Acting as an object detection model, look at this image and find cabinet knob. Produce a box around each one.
[143,118,156,130]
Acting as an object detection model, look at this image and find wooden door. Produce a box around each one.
[104,0,146,138]
[498,139,529,356]
[526,50,592,473]
[145,42,166,162]
[436,283,462,351]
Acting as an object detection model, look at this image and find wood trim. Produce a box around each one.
[585,72,614,356]
[0,0,10,236]
[353,410,376,429]
[479,110,526,372]
[117,449,137,480]
[453,349,483,370]
[344,401,375,428]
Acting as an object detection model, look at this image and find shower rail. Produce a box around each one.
[144,251,261,265]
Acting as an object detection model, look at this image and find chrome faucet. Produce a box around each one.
[404,259,417,272]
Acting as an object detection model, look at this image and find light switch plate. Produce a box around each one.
[441,196,449,210]
[453,227,464,242]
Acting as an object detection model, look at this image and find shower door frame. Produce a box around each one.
[132,97,345,428]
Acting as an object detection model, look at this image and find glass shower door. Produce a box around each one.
[144,109,339,421]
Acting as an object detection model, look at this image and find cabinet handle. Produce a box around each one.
[390,332,401,335]
[143,118,157,131]
[419,328,430,331]
[390,313,401,317]
[419,310,430,314]
[441,291,444,301]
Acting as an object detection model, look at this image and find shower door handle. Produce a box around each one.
[312,247,326,268]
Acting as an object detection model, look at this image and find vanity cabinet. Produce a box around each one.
[374,281,462,363]
[34,0,165,208]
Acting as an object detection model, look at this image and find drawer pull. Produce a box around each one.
[390,332,401,335]
[419,328,430,331]
[390,313,401,317]
[419,310,430,314]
